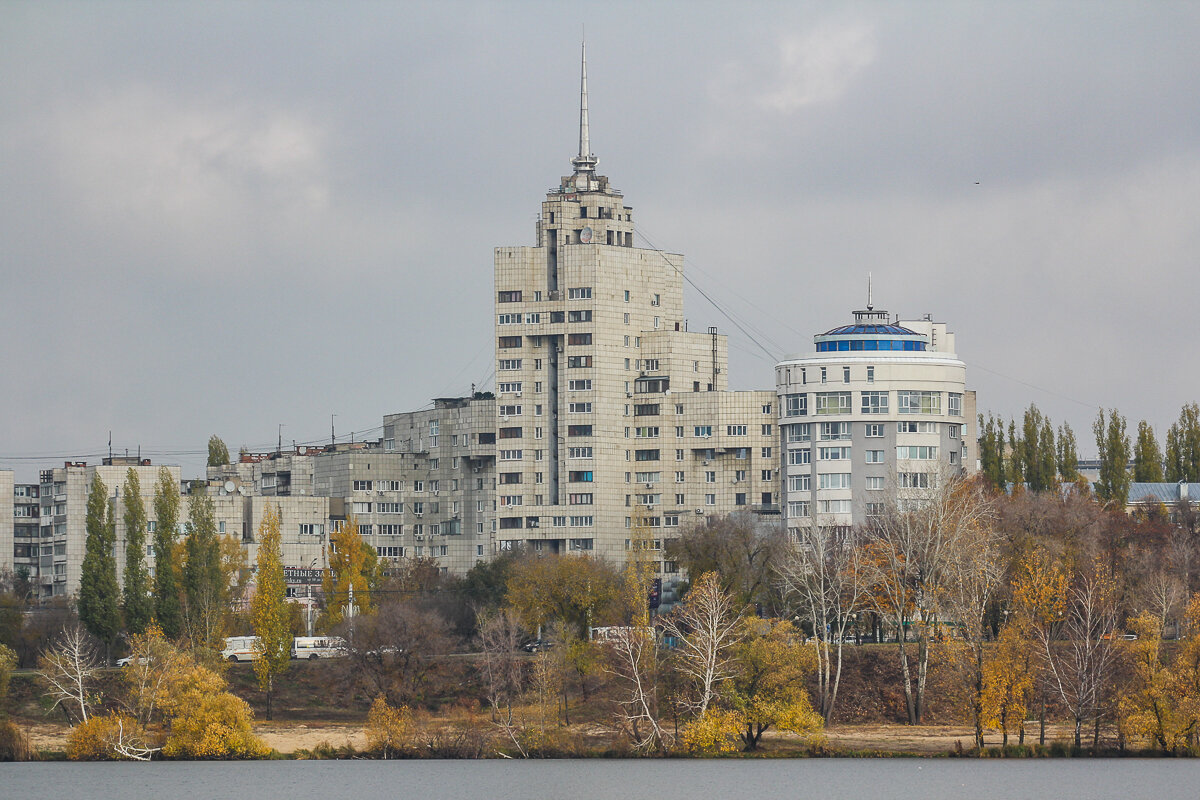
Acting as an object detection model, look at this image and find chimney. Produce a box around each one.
[1181,480,1189,501]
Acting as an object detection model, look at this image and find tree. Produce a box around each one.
[726,618,823,751]
[978,413,1007,490]
[38,624,103,724]
[505,553,624,638]
[78,474,120,660]
[365,695,415,758]
[1007,420,1024,486]
[335,601,454,707]
[121,469,153,636]
[1021,404,1057,491]
[1134,421,1165,483]
[207,435,231,467]
[1119,610,1196,752]
[666,513,789,610]
[1057,421,1080,482]
[477,607,527,727]
[1094,408,1132,506]
[1165,403,1200,483]
[982,611,1037,747]
[152,468,183,640]
[321,515,377,630]
[251,504,290,721]
[183,489,226,648]
[776,522,865,724]
[658,571,743,718]
[604,625,670,752]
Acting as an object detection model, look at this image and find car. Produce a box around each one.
[115,656,149,667]
[522,639,554,653]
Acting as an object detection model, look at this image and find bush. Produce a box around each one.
[365,695,414,758]
[67,714,144,761]
[0,719,33,761]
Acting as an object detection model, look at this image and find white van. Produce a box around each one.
[221,636,260,662]
[291,636,347,660]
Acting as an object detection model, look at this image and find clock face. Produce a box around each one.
[580,226,593,244]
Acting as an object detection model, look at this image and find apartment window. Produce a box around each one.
[788,449,812,465]
[498,382,520,394]
[525,313,541,324]
[299,523,324,536]
[819,499,852,514]
[788,501,811,518]
[818,473,851,490]
[624,313,630,324]
[705,494,716,506]
[726,425,748,436]
[898,421,939,433]
[949,425,961,439]
[761,469,773,481]
[624,290,631,302]
[761,447,773,458]
[861,391,889,414]
[819,422,851,441]
[788,474,811,491]
[675,426,685,437]
[866,476,885,490]
[635,449,661,461]
[896,445,939,460]
[675,449,685,461]
[353,502,372,514]
[818,447,851,460]
[568,425,593,437]
[499,426,522,439]
[705,471,716,483]
[785,394,807,417]
[568,447,593,458]
[843,366,851,384]
[352,480,373,491]
[734,469,747,481]
[865,450,885,463]
[900,472,935,489]
[377,502,402,513]
[498,359,522,371]
[567,355,593,368]
[499,449,523,460]
[898,391,942,415]
[498,336,522,348]
[761,424,772,436]
[815,392,852,415]
[568,310,593,322]
[762,403,773,414]
[497,290,522,303]
[694,426,713,438]
[569,402,593,413]
[568,379,593,391]
[865,423,885,438]
[569,493,594,505]
[635,427,660,438]
[674,471,686,483]
[567,287,592,299]
[634,403,660,416]
[550,311,565,323]
[866,503,885,519]
[500,495,523,507]
[820,367,827,384]
[948,393,963,417]
[498,313,522,325]
[498,405,522,416]
[867,366,875,384]
[786,423,811,443]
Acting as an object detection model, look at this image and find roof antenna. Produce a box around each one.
[571,35,597,179]
[867,272,873,311]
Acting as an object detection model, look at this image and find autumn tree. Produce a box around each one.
[776,522,865,723]
[1133,421,1165,483]
[152,468,183,640]
[505,553,624,638]
[978,413,1007,490]
[982,610,1037,746]
[1165,403,1200,482]
[183,489,226,648]
[251,504,290,721]
[1118,610,1196,752]
[335,601,454,707]
[321,515,377,630]
[477,607,527,726]
[726,618,823,751]
[78,474,120,660]
[666,513,789,611]
[658,571,743,718]
[1057,421,1080,482]
[38,624,103,725]
[604,625,670,752]
[207,435,231,467]
[1094,408,1131,506]
[121,469,153,635]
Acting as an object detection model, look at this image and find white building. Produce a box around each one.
[775,299,976,535]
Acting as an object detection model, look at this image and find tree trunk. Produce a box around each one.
[1073,715,1082,749]
[1039,695,1046,746]
[898,639,917,725]
[266,674,273,721]
[973,645,984,749]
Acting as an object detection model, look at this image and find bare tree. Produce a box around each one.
[603,627,672,752]
[863,470,992,725]
[37,624,103,725]
[776,520,865,724]
[476,607,527,728]
[335,601,454,707]
[666,513,789,610]
[658,571,744,717]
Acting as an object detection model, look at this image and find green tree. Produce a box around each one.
[183,490,225,648]
[1007,420,1024,486]
[1094,408,1132,505]
[207,435,230,468]
[152,468,183,640]
[1038,418,1057,490]
[978,413,1007,490]
[1057,421,1080,481]
[78,474,121,660]
[1134,420,1165,483]
[121,469,153,635]
[251,504,290,721]
[1165,403,1200,483]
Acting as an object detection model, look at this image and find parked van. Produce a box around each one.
[221,636,260,662]
[291,636,347,660]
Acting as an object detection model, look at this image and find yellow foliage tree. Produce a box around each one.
[1119,609,1199,752]
[505,553,624,637]
[727,618,824,751]
[251,504,291,721]
[981,612,1037,746]
[365,694,414,758]
[680,708,742,754]
[321,515,375,630]
[67,713,150,761]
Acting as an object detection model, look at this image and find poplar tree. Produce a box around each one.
[251,504,291,720]
[1165,403,1200,483]
[121,468,153,635]
[1007,420,1024,487]
[208,435,231,467]
[979,414,1006,490]
[152,468,183,640]
[1094,408,1131,505]
[78,474,120,660]
[1133,421,1165,483]
[1057,422,1079,481]
[184,490,226,648]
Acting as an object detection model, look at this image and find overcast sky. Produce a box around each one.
[3,1,1198,481]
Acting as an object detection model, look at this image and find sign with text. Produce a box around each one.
[284,567,326,585]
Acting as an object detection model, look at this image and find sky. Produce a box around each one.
[2,1,1198,482]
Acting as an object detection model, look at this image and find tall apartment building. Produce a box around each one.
[487,45,777,563]
[775,299,976,535]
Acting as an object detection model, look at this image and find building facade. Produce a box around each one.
[776,302,976,535]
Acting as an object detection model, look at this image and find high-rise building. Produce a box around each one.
[775,296,976,536]
[487,44,777,564]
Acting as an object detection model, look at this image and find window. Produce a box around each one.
[815,392,852,415]
[674,471,686,483]
[498,381,522,393]
[499,449,523,460]
[635,449,661,461]
[843,366,851,384]
[900,472,935,489]
[353,502,372,514]
[788,501,811,518]
[819,499,852,514]
[568,447,593,458]
[567,287,592,299]
[636,493,661,506]
[948,393,963,417]
[525,313,541,324]
[786,423,811,443]
[762,403,773,414]
[861,391,889,414]
[785,394,807,417]
[498,404,522,416]
[727,425,748,436]
[299,523,324,536]
[818,447,851,460]
[866,476,885,490]
[568,333,592,345]
[499,426,522,439]
[898,391,942,415]
[867,366,875,384]
[896,445,938,460]
[705,471,716,483]
[352,480,373,491]
[705,494,716,506]
[788,474,811,491]
[498,313,522,325]
[498,359,522,371]
[569,402,593,413]
[865,423,885,438]
[675,449,685,461]
[865,450,885,463]
[819,422,851,441]
[761,424,773,435]
[500,495,523,507]
[949,425,961,439]
[635,426,659,438]
[567,355,593,368]
[500,472,522,484]
[820,367,827,384]
[761,469,773,481]
[569,516,594,527]
[568,425,593,437]
[568,379,593,391]
[635,471,660,483]
[634,403,660,416]
[788,449,812,465]
[569,493,594,505]
[497,290,522,302]
[898,421,939,433]
[498,335,522,348]
[819,473,851,490]
[866,503,885,519]
[694,426,713,438]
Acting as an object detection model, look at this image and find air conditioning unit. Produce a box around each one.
[516,392,523,397]
[415,512,423,518]
[415,535,425,541]
[695,508,704,515]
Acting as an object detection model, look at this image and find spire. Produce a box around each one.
[867,272,873,311]
[571,39,598,177]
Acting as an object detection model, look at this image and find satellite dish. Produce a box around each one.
[238,486,249,496]
[224,481,236,493]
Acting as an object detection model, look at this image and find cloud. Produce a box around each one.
[756,21,878,112]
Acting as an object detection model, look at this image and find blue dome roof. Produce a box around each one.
[820,323,919,336]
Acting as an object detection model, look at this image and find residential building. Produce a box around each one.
[776,299,976,535]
